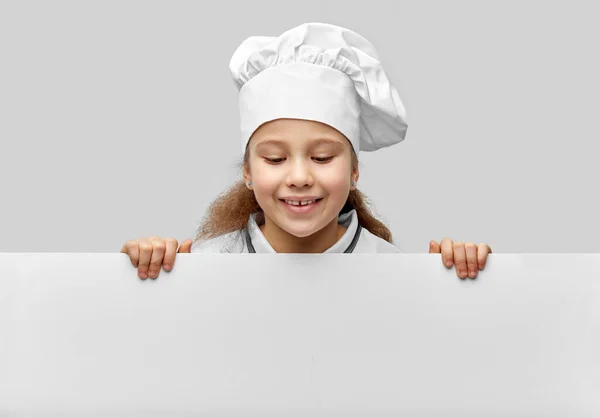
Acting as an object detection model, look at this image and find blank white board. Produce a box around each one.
[1,253,599,417]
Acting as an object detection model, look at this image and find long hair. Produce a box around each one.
[194,145,393,245]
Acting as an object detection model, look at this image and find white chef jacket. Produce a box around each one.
[190,209,402,253]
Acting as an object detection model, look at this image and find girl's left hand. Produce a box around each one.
[429,238,492,279]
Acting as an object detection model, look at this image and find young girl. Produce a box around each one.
[121,22,492,280]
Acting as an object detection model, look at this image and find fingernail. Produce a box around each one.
[139,272,147,279]
[164,264,171,271]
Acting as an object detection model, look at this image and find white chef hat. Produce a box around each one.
[229,22,408,156]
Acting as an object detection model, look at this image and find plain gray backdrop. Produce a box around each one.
[1,0,598,253]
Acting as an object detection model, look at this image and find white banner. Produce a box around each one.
[1,253,599,417]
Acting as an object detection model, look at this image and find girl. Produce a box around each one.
[121,22,492,280]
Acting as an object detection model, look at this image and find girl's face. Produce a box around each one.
[245,118,358,240]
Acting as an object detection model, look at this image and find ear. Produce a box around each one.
[350,165,360,190]
[243,164,252,188]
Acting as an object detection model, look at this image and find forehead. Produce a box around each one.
[254,138,346,150]
[251,119,348,149]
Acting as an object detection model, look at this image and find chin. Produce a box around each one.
[284,216,338,239]
[276,222,316,238]
[286,228,318,239]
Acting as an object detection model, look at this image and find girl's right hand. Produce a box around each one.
[120,236,193,280]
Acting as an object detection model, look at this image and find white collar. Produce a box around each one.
[245,209,361,253]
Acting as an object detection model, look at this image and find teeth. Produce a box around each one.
[285,199,315,206]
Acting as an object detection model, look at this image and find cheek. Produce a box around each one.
[251,166,280,195]
[319,167,350,193]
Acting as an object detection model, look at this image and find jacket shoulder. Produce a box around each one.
[358,228,403,253]
[191,230,246,253]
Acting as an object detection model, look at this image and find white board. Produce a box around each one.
[1,253,599,417]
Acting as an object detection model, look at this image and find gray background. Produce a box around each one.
[1,0,598,253]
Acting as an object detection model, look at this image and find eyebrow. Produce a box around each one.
[254,138,345,149]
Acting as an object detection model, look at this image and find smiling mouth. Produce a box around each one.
[278,198,324,213]
[279,198,323,206]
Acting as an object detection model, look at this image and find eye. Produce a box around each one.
[264,157,333,164]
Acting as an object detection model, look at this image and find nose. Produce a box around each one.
[285,157,314,188]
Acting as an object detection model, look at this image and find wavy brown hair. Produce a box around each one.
[193,145,393,246]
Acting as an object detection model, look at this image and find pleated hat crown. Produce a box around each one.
[229,22,408,155]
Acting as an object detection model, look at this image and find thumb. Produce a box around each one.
[177,239,193,253]
[429,240,441,253]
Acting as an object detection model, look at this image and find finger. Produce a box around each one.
[429,240,440,253]
[162,238,179,272]
[465,243,478,279]
[137,239,153,280]
[147,238,166,279]
[440,238,454,268]
[178,239,193,254]
[453,241,468,279]
[121,240,140,267]
[478,243,492,270]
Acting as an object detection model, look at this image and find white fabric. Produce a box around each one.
[229,22,408,155]
[191,209,402,254]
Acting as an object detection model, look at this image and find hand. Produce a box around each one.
[429,238,492,279]
[120,236,193,280]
